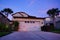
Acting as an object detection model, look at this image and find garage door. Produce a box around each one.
[18,21,41,31]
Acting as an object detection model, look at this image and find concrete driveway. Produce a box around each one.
[0,31,60,40]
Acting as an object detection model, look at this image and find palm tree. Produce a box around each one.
[47,8,60,27]
[1,8,13,17]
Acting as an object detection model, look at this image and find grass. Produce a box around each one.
[0,32,11,37]
[52,29,60,34]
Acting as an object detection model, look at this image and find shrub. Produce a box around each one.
[0,22,6,31]
[0,22,11,32]
[41,23,54,32]
[13,21,19,31]
[49,23,54,31]
[41,25,47,31]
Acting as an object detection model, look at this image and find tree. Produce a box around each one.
[47,8,60,27]
[1,8,13,17]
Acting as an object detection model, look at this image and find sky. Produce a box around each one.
[0,0,60,18]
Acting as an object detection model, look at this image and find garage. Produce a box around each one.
[18,21,41,31]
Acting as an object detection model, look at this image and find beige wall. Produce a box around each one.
[12,18,44,26]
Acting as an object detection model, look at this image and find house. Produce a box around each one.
[45,15,60,29]
[0,12,11,26]
[12,12,45,31]
[55,15,60,29]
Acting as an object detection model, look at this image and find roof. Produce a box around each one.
[13,16,45,19]
[12,12,45,19]
[12,12,29,15]
[12,12,29,17]
[0,12,11,22]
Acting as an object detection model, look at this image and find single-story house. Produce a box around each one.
[12,12,45,31]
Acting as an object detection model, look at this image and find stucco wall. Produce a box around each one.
[12,18,44,26]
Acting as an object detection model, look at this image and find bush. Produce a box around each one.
[49,23,54,31]
[41,23,54,32]
[0,22,12,32]
[41,25,47,31]
[0,23,6,31]
[13,21,19,31]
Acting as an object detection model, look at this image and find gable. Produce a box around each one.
[12,12,29,17]
[20,12,29,17]
[13,13,23,17]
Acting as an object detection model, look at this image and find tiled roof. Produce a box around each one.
[12,12,45,19]
[12,12,29,17]
[0,12,11,21]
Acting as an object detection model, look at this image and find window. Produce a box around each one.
[32,21,35,23]
[25,21,35,23]
[25,21,29,23]
[41,22,43,24]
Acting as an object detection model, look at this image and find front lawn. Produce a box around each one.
[52,29,60,34]
[0,32,11,37]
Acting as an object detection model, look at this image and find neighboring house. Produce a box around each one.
[12,12,45,31]
[55,15,60,29]
[0,12,11,26]
[45,15,60,29]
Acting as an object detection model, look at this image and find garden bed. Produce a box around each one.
[51,29,60,34]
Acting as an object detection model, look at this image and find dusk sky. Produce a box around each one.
[0,0,60,18]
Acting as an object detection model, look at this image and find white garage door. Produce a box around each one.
[18,21,41,31]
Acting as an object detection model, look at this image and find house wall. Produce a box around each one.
[12,18,44,26]
[56,22,60,29]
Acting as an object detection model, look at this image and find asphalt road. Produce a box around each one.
[0,31,60,40]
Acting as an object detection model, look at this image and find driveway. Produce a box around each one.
[0,31,60,40]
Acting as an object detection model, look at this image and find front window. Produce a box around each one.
[41,22,43,24]
[25,21,35,23]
